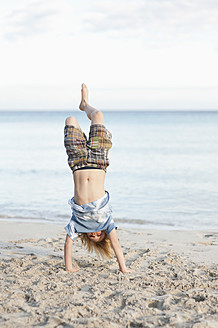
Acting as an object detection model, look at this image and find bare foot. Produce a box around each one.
[79,83,88,111]
[78,83,99,121]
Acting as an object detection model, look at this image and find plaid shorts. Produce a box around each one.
[64,124,112,172]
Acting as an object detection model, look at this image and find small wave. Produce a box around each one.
[1,214,217,231]
[114,217,175,227]
[0,213,66,224]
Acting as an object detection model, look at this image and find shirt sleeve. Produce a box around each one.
[105,219,117,236]
[64,221,78,241]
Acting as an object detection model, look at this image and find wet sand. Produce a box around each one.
[0,221,217,327]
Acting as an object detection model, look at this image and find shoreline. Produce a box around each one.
[0,221,217,265]
[0,221,217,327]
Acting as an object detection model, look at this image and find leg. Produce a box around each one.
[79,84,104,125]
[65,116,80,129]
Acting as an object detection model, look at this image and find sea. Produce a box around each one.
[0,110,218,231]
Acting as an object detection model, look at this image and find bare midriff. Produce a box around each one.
[73,169,106,205]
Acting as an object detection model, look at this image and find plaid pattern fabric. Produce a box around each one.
[64,124,112,172]
[64,125,87,170]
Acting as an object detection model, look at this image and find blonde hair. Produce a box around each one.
[79,233,114,259]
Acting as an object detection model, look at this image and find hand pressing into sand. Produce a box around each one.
[122,268,135,274]
[66,267,79,273]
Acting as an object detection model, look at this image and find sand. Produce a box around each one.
[0,221,217,328]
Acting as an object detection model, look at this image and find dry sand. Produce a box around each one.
[0,221,217,328]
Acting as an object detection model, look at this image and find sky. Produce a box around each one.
[0,0,218,110]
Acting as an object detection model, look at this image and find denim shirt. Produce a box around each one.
[65,191,116,241]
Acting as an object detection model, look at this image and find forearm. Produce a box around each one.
[64,234,79,272]
[109,229,128,273]
[113,242,127,273]
[64,244,73,271]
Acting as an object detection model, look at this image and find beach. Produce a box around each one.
[0,222,217,327]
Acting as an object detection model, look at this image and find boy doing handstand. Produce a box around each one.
[64,84,131,273]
